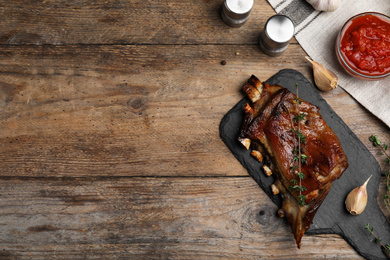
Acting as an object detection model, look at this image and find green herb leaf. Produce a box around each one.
[293,113,306,123]
[369,135,381,147]
[298,194,307,206]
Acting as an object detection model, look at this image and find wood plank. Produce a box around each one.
[0,44,308,178]
[0,177,362,259]
[0,0,281,45]
[0,44,388,178]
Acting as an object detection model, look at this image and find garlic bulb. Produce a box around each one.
[306,0,340,12]
[306,56,338,91]
[345,175,371,215]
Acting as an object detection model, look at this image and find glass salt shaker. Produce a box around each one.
[221,0,254,27]
[259,15,295,56]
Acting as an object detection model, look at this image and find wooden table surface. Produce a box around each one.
[1,1,389,259]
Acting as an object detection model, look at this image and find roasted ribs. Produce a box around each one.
[238,75,348,248]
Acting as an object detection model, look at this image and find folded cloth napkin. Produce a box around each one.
[266,0,390,128]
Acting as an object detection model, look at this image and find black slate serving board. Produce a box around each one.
[219,69,390,259]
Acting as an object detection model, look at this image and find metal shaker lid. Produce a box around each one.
[263,15,294,48]
[223,0,254,20]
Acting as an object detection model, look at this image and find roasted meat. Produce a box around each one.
[238,75,348,248]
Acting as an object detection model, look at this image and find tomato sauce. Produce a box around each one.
[340,14,390,76]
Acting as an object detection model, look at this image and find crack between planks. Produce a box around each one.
[0,175,252,181]
[0,42,300,47]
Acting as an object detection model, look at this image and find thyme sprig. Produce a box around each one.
[366,135,390,257]
[384,170,390,214]
[369,135,390,213]
[288,84,307,207]
[370,135,390,164]
[365,224,390,256]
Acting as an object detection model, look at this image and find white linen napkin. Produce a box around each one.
[266,0,390,128]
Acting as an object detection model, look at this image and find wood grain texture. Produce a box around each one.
[0,177,361,259]
[0,44,309,178]
[0,0,388,258]
[0,0,280,45]
[0,45,388,178]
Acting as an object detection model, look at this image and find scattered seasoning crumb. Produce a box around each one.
[220,60,226,65]
[235,52,239,55]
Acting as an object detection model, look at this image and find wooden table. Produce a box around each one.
[0,1,389,259]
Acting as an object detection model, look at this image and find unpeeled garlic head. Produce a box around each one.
[306,0,340,12]
[345,175,371,215]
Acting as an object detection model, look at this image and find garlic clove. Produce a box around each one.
[306,56,338,92]
[345,175,372,215]
[306,0,340,12]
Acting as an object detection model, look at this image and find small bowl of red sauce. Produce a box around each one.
[336,12,390,80]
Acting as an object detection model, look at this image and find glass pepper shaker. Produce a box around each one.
[221,0,254,27]
[259,15,295,56]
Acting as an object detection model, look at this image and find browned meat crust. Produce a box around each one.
[238,75,349,248]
